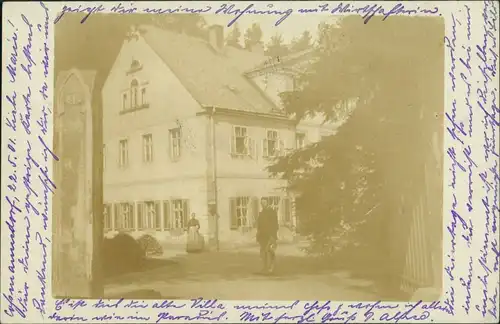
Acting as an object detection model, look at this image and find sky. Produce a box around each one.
[204,14,338,44]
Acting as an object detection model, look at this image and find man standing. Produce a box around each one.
[256,198,279,274]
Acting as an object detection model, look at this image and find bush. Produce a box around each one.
[102,232,146,277]
[136,234,163,256]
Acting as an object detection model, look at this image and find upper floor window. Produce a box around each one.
[262,130,284,158]
[121,79,149,113]
[142,134,153,163]
[296,132,306,149]
[130,79,139,109]
[119,139,129,167]
[141,88,147,106]
[230,126,255,158]
[169,128,181,161]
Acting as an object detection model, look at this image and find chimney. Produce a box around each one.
[208,25,224,52]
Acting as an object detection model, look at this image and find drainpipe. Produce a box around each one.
[208,107,220,251]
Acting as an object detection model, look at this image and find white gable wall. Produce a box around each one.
[102,36,207,202]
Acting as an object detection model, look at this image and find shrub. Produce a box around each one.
[102,232,145,277]
[136,234,163,256]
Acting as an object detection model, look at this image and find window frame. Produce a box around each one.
[231,125,251,156]
[142,133,153,163]
[169,127,182,161]
[118,138,129,168]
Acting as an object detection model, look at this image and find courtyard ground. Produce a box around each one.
[104,243,397,301]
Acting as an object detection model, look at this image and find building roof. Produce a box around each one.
[140,25,281,114]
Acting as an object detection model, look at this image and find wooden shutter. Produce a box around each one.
[183,200,189,229]
[230,198,238,230]
[154,201,161,230]
[114,203,120,230]
[262,139,268,158]
[163,200,170,230]
[129,203,135,230]
[178,130,182,158]
[279,139,285,156]
[250,196,259,228]
[229,126,236,155]
[137,202,144,230]
[247,138,255,158]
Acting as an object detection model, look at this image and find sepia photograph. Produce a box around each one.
[53,12,444,302]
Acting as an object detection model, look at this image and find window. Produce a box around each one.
[137,201,160,230]
[262,130,284,158]
[169,128,181,161]
[142,134,153,163]
[263,196,281,212]
[141,88,147,106]
[230,126,254,157]
[233,126,248,155]
[171,199,189,229]
[121,80,148,114]
[296,132,305,149]
[103,204,112,232]
[114,202,135,231]
[119,139,128,167]
[122,93,127,111]
[130,79,139,109]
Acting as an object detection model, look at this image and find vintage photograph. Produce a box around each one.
[53,12,444,301]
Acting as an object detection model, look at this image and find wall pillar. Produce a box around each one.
[53,69,102,298]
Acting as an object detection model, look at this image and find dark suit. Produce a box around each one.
[256,207,279,272]
[257,207,279,243]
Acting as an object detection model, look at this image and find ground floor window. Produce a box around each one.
[137,201,161,230]
[114,202,135,231]
[105,199,189,232]
[229,195,293,230]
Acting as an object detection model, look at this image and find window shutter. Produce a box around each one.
[168,131,173,161]
[154,201,161,230]
[262,139,268,158]
[141,87,147,105]
[279,139,285,156]
[243,136,249,156]
[129,203,136,230]
[230,198,238,230]
[114,203,119,230]
[250,196,260,228]
[178,131,182,158]
[137,202,144,230]
[230,134,236,155]
[163,200,170,230]
[183,200,189,229]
